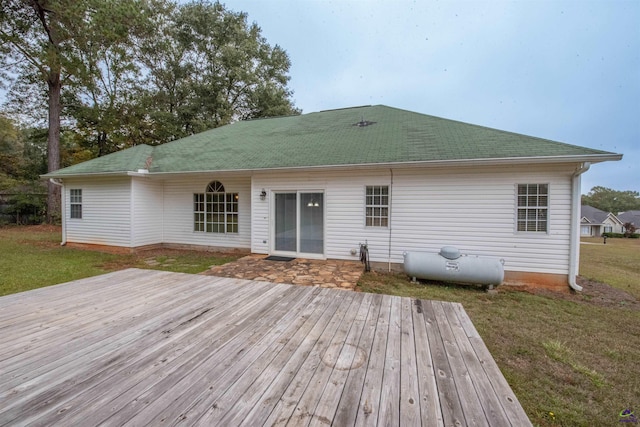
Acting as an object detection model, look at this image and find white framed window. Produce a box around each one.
[194,181,238,233]
[365,185,389,227]
[70,189,82,219]
[517,184,548,232]
[604,225,613,233]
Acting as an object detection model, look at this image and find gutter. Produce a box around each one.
[568,162,591,291]
[49,178,67,246]
[39,153,622,179]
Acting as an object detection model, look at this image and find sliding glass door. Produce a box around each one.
[274,192,324,256]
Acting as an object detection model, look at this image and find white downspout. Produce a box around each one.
[388,168,393,272]
[49,178,66,245]
[568,162,590,291]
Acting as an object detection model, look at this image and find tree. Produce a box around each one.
[136,1,299,142]
[623,222,637,238]
[0,0,155,222]
[0,115,23,178]
[2,0,300,216]
[581,186,640,214]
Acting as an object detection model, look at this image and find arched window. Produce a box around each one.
[206,181,225,193]
[193,181,238,233]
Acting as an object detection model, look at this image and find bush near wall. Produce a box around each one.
[602,232,640,239]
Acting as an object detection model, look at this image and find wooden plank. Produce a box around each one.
[104,284,315,426]
[399,296,421,426]
[377,295,402,427]
[0,275,239,391]
[0,269,162,333]
[237,290,348,425]
[0,271,532,427]
[422,300,466,427]
[411,299,444,427]
[69,282,307,427]
[0,269,147,310]
[281,294,365,426]
[260,291,358,427]
[3,278,280,426]
[431,301,488,427]
[353,294,392,427]
[0,273,215,361]
[451,304,532,426]
[200,287,339,426]
[444,302,511,426]
[330,293,383,426]
[307,293,373,427]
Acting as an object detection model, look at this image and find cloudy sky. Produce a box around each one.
[230,0,640,194]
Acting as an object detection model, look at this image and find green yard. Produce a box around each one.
[1,226,638,426]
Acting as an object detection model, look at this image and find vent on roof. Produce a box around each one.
[353,117,376,127]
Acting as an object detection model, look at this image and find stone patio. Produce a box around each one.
[204,254,364,290]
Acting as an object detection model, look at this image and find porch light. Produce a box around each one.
[260,189,266,200]
[307,200,320,207]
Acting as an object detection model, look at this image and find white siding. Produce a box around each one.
[131,177,163,246]
[64,177,132,247]
[252,163,575,275]
[162,175,251,249]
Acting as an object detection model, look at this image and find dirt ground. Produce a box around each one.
[529,276,640,311]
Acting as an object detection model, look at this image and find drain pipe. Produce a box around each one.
[568,162,590,291]
[388,168,393,272]
[49,178,67,246]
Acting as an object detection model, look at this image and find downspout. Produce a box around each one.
[388,168,393,272]
[568,162,590,291]
[49,178,66,246]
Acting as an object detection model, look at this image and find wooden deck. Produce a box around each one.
[0,269,530,426]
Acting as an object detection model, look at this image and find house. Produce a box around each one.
[618,210,640,234]
[580,205,624,237]
[43,105,622,291]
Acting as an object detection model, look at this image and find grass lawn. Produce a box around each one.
[0,225,243,296]
[579,237,640,299]
[1,226,638,426]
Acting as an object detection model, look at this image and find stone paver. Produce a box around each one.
[203,254,364,290]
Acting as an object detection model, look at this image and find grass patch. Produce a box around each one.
[580,237,640,298]
[0,225,243,296]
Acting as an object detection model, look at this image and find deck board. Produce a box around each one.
[0,268,531,426]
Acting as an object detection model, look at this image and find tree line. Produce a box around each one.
[581,186,640,214]
[1,0,299,222]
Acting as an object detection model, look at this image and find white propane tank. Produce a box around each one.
[403,247,504,286]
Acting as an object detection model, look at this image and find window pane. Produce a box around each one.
[516,183,548,233]
[365,185,389,227]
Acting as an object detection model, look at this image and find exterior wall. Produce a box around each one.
[252,163,575,276]
[162,175,251,249]
[131,176,164,247]
[602,216,623,234]
[64,177,132,247]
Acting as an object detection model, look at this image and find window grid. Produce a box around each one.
[365,185,389,227]
[194,182,238,234]
[70,189,82,219]
[194,194,205,232]
[517,184,548,232]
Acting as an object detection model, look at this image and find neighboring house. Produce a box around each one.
[580,205,624,237]
[43,105,622,291]
[618,210,640,234]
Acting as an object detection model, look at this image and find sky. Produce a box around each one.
[227,0,640,194]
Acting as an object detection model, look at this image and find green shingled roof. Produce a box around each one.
[45,105,621,177]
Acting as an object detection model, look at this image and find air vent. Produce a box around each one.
[353,117,376,127]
